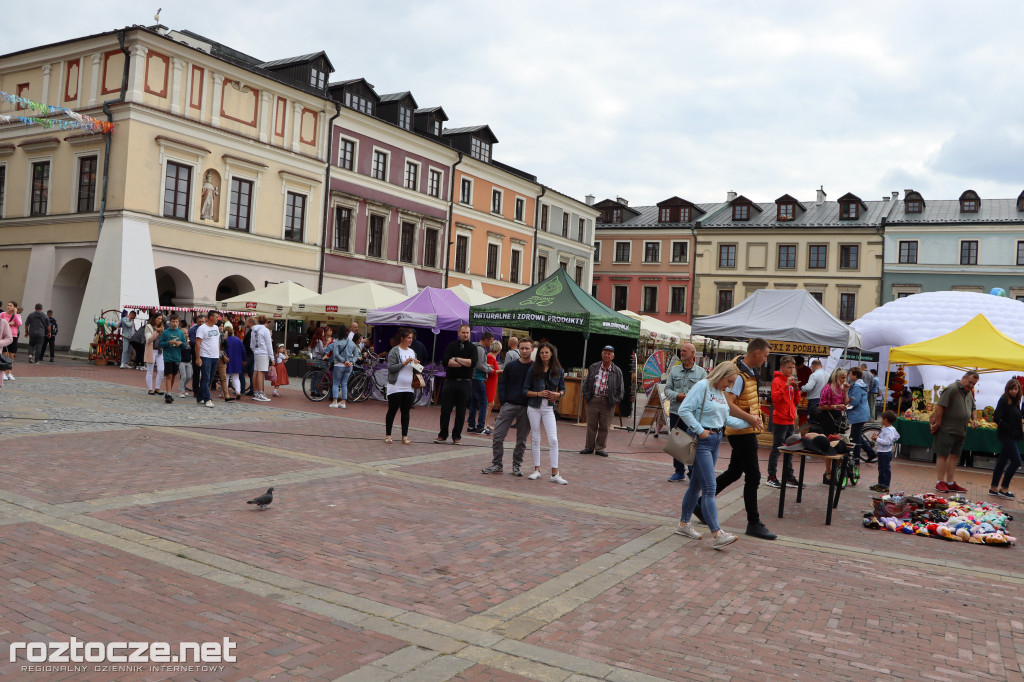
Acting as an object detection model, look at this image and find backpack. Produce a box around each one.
[129,325,146,345]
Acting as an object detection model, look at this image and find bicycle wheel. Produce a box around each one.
[834,456,851,490]
[348,372,369,402]
[849,458,860,486]
[859,424,881,462]
[303,370,330,402]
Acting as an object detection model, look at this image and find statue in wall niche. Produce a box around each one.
[200,169,221,221]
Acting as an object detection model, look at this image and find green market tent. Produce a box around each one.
[468,268,640,340]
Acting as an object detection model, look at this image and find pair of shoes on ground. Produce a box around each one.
[936,481,967,493]
[526,470,567,484]
[869,484,890,493]
[482,464,524,477]
[691,505,777,541]
[579,448,608,457]
[328,402,348,409]
[766,476,802,489]
[674,523,737,549]
[253,394,271,402]
[668,472,686,482]
[989,489,1016,499]
[434,437,461,445]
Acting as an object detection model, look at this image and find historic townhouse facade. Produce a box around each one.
[324,82,456,294]
[882,189,1024,302]
[534,188,597,290]
[591,196,705,323]
[0,26,331,351]
[693,189,888,321]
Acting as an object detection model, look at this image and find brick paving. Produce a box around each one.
[0,358,1021,680]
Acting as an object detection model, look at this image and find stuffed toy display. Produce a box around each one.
[863,492,1015,546]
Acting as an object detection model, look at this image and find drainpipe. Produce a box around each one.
[690,220,700,324]
[97,29,129,235]
[317,100,342,294]
[443,152,463,288]
[531,186,547,284]
[877,217,886,307]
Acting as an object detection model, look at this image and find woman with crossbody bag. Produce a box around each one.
[523,342,567,484]
[675,362,750,549]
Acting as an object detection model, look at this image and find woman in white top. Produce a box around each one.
[144,314,165,395]
[384,328,417,444]
[250,314,274,402]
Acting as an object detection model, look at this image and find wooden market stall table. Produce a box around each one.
[894,418,1023,460]
[776,450,844,525]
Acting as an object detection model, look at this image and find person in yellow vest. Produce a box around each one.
[695,338,777,540]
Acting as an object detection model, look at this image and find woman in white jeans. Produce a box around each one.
[523,342,567,484]
[144,314,165,395]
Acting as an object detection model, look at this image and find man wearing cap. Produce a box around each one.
[581,345,624,457]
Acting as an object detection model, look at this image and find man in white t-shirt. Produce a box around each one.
[194,309,221,407]
[346,322,359,342]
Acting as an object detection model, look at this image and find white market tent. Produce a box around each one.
[447,284,496,306]
[617,311,677,345]
[691,289,862,348]
[290,281,406,318]
[217,280,319,315]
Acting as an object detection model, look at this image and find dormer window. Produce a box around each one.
[906,200,921,213]
[959,190,981,213]
[658,206,691,222]
[733,203,750,221]
[471,138,491,162]
[310,67,327,89]
[398,106,412,131]
[777,203,794,221]
[611,208,622,223]
[659,207,670,222]
[345,92,372,115]
[433,121,441,136]
[840,202,858,219]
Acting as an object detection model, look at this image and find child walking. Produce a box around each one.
[272,344,289,397]
[868,410,900,493]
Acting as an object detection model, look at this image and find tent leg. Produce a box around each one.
[576,337,589,424]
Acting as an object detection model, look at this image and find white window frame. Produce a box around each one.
[509,246,523,284]
[455,230,472,274]
[486,239,503,280]
[366,210,389,259]
[594,241,601,263]
[670,240,689,264]
[338,137,358,172]
[371,147,390,183]
[613,240,631,264]
[459,177,473,205]
[404,159,420,191]
[897,239,919,264]
[422,224,441,269]
[25,156,53,217]
[281,189,310,244]
[612,284,629,310]
[159,155,197,222]
[669,285,687,314]
[398,216,418,264]
[71,151,100,213]
[398,105,413,131]
[491,188,503,215]
[332,200,357,252]
[892,285,921,299]
[643,240,661,264]
[223,155,266,234]
[641,285,658,313]
[536,251,550,283]
[427,168,442,199]
[958,238,979,265]
[514,196,526,222]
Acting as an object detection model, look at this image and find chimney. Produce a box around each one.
[726,190,737,202]
[616,196,628,206]
[585,194,595,206]
[894,191,901,201]
[882,196,889,202]
[815,186,826,205]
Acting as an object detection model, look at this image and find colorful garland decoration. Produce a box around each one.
[0,91,114,134]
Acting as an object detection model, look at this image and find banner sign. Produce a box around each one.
[768,340,830,355]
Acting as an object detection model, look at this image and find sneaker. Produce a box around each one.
[935,481,949,493]
[178,392,187,398]
[329,403,339,408]
[341,403,347,409]
[692,504,707,526]
[254,394,271,402]
[527,470,542,480]
[204,400,214,408]
[433,437,447,444]
[947,482,967,493]
[550,474,568,485]
[6,374,14,380]
[745,522,777,540]
[674,523,702,539]
[578,448,594,454]
[482,427,494,435]
[511,465,523,477]
[712,532,738,550]
[870,484,886,492]
[164,393,174,404]
[765,475,781,489]
[999,490,1017,499]
[988,488,1002,497]
[668,472,686,482]
[120,364,129,369]
[481,465,503,475]
[466,426,479,434]
[785,476,801,488]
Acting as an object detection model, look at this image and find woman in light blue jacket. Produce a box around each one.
[846,367,871,462]
[675,362,751,549]
[327,330,360,409]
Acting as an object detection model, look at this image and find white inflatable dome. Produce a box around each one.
[844,291,1024,409]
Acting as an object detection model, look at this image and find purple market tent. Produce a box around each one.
[365,287,502,362]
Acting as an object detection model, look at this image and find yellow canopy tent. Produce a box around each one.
[888,314,1024,372]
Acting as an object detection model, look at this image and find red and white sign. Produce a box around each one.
[245,302,257,309]
[326,305,338,313]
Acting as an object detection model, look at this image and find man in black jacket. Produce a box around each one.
[41,310,57,362]
[435,324,477,444]
[482,339,533,476]
[24,304,50,364]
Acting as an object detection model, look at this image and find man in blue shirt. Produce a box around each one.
[663,343,706,481]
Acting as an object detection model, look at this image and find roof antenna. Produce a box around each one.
[154,7,162,22]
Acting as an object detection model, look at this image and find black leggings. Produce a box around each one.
[386,391,414,436]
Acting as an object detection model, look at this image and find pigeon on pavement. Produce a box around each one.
[247,487,274,510]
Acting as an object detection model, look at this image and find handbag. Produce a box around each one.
[0,354,11,371]
[663,384,709,466]
[411,361,425,389]
[129,325,146,345]
[267,363,278,382]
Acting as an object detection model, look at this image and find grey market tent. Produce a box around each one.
[691,289,862,348]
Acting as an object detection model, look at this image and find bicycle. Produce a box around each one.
[833,437,860,489]
[347,364,370,403]
[302,358,333,402]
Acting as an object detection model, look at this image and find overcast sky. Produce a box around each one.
[6,0,1024,207]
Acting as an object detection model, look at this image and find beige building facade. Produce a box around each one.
[0,26,330,351]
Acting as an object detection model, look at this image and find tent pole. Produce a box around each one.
[577,336,589,424]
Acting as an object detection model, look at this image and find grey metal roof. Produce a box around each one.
[700,198,893,228]
[378,91,417,107]
[888,198,1024,223]
[443,125,498,142]
[595,203,723,229]
[415,106,448,119]
[261,51,333,72]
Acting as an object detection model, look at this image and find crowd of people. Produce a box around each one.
[1,301,59,385]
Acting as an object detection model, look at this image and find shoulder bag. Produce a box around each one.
[663,384,710,466]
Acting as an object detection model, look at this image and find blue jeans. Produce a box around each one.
[468,379,488,429]
[877,451,892,487]
[332,364,352,401]
[196,357,218,403]
[680,430,723,533]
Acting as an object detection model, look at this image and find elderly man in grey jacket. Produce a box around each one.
[580,345,625,457]
[663,343,707,481]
